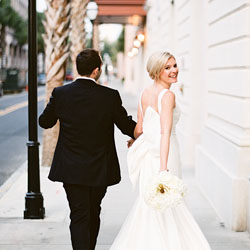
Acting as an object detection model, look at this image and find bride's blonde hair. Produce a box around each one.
[146,51,174,80]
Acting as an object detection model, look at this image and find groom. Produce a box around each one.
[39,49,136,250]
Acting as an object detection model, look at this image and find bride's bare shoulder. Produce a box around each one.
[162,90,175,107]
[165,89,175,97]
[141,86,154,97]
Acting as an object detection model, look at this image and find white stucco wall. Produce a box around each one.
[144,0,208,168]
[124,24,145,95]
[196,0,250,231]
[126,0,250,232]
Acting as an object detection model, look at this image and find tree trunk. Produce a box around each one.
[70,0,88,79]
[0,25,6,68]
[93,21,99,51]
[42,0,71,167]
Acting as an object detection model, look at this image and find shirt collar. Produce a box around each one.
[76,76,97,84]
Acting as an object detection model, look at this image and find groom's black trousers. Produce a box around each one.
[63,183,107,250]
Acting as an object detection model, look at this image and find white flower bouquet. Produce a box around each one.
[144,171,187,211]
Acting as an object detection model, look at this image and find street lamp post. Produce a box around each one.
[24,0,45,219]
[86,0,98,48]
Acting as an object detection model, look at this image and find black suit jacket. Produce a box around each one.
[39,78,136,187]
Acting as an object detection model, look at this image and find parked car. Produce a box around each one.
[38,73,46,85]
[65,71,73,81]
[0,81,3,97]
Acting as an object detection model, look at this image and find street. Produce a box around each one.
[0,86,45,186]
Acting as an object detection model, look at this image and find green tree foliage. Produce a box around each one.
[0,0,45,53]
[14,19,28,46]
[0,0,27,45]
[116,26,124,52]
[0,0,17,26]
[100,26,125,65]
[37,12,45,53]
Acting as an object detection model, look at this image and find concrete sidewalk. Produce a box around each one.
[0,79,250,250]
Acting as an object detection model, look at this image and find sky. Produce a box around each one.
[36,0,122,43]
[36,0,46,13]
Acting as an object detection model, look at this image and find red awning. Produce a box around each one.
[95,0,146,24]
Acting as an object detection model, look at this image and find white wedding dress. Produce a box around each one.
[110,89,211,250]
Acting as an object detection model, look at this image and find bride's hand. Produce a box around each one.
[159,169,169,173]
[127,139,135,148]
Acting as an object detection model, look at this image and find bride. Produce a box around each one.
[110,51,211,250]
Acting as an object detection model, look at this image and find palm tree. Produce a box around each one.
[42,0,71,166]
[70,0,88,79]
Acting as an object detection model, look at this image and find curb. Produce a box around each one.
[0,161,27,200]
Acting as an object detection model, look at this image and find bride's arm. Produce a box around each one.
[134,102,143,139]
[159,91,175,172]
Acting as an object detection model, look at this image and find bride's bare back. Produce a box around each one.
[134,85,175,172]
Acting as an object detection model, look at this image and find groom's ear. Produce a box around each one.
[92,67,99,76]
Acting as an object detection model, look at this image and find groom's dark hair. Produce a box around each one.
[76,49,102,76]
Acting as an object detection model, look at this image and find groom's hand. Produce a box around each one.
[127,139,135,148]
